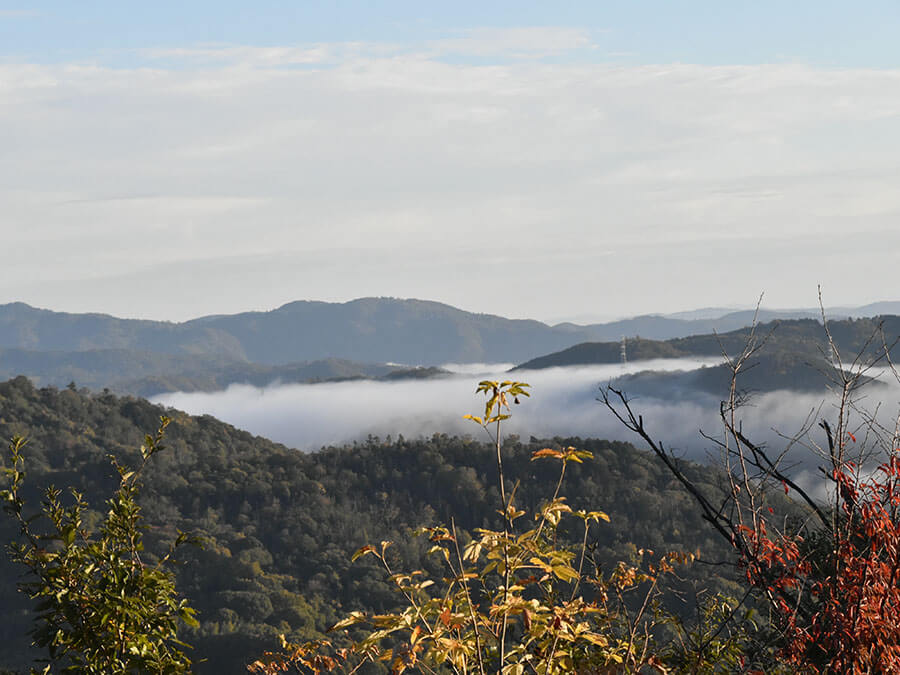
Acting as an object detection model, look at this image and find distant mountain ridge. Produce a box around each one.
[513,315,900,404]
[0,346,445,397]
[5,297,897,359]
[550,308,823,341]
[0,298,593,367]
[655,302,900,322]
[0,301,246,358]
[1,298,898,395]
[515,315,900,376]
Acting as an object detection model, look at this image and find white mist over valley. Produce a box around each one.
[152,359,719,450]
[150,357,900,466]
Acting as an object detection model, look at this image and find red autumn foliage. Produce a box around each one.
[741,455,900,673]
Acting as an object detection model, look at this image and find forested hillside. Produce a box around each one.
[0,299,597,366]
[0,300,826,365]
[3,300,900,398]
[0,377,734,673]
[0,348,445,398]
[517,315,900,374]
[609,352,880,398]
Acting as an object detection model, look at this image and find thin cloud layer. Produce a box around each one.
[152,359,900,490]
[149,358,734,451]
[2,34,900,319]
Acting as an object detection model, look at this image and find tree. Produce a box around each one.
[248,381,740,674]
[602,295,900,672]
[1,417,199,674]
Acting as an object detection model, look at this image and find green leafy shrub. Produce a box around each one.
[1,417,199,674]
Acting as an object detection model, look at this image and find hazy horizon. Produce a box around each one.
[4,4,900,322]
[3,294,898,328]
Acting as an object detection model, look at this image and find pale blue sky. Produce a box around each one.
[1,3,899,322]
[2,2,899,68]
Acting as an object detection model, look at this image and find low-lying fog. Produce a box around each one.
[152,358,900,472]
[152,359,714,451]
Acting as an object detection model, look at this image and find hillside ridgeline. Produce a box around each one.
[516,316,900,393]
[3,300,899,396]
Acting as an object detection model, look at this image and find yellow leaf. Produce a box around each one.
[352,545,376,561]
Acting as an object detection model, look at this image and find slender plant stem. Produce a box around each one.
[452,518,487,675]
[495,415,511,673]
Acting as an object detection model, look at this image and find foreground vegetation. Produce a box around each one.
[4,309,900,672]
[0,376,732,672]
[251,316,900,673]
[251,381,758,674]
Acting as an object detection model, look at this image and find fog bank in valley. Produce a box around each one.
[150,358,899,470]
[152,359,716,450]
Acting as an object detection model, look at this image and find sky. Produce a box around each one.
[3,2,900,322]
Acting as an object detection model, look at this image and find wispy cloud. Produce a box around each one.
[426,27,595,59]
[138,28,597,69]
[140,44,341,67]
[3,38,900,319]
[0,9,42,19]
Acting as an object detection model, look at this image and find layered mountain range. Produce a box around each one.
[0,298,898,396]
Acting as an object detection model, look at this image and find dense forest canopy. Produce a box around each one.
[0,376,735,672]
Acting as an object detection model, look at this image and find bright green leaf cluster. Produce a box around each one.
[1,418,198,674]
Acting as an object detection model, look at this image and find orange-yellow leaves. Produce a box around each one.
[351,545,375,562]
[531,448,564,460]
[464,381,531,429]
[531,446,593,464]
